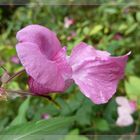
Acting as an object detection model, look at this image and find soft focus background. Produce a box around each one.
[0,1,140,140]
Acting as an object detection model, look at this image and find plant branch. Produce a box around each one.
[5,69,25,84]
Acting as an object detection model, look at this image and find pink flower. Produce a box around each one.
[129,100,137,112]
[113,33,122,40]
[16,24,129,104]
[41,114,50,119]
[69,43,129,104]
[16,25,72,95]
[67,31,76,41]
[64,17,75,28]
[11,56,20,64]
[116,96,136,127]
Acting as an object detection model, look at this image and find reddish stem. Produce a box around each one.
[5,69,25,83]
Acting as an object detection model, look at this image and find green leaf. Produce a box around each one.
[136,12,140,22]
[56,97,72,115]
[118,24,128,31]
[125,76,140,100]
[125,23,138,35]
[0,116,75,140]
[83,27,89,35]
[103,98,117,123]
[8,81,19,90]
[94,119,110,132]
[76,99,93,126]
[104,8,117,14]
[9,97,30,126]
[90,25,103,35]
[0,68,4,76]
[126,60,135,75]
[63,129,89,140]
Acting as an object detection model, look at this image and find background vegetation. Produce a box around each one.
[0,1,140,139]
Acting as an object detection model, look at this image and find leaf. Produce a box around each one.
[118,24,128,31]
[0,116,75,140]
[9,97,30,126]
[126,60,135,75]
[63,129,89,140]
[83,27,89,35]
[136,12,140,22]
[104,8,117,14]
[8,81,19,90]
[0,68,4,76]
[56,97,72,115]
[125,23,138,35]
[76,98,93,126]
[94,119,110,131]
[90,25,103,35]
[103,98,117,123]
[68,92,84,113]
[125,76,140,100]
[0,118,9,131]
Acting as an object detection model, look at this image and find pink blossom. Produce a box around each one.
[16,25,72,95]
[64,17,75,28]
[15,24,129,104]
[11,56,20,64]
[113,33,122,40]
[41,114,50,119]
[129,100,137,112]
[116,96,136,127]
[69,43,129,104]
[67,31,76,41]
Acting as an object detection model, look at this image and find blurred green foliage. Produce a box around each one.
[0,1,140,139]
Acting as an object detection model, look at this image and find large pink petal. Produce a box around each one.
[28,77,66,95]
[69,42,96,66]
[53,47,73,90]
[16,24,61,59]
[28,77,49,95]
[16,42,65,91]
[53,47,72,81]
[69,42,129,104]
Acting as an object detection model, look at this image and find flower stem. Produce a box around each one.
[130,112,140,140]
[1,66,9,73]
[5,69,25,84]
[6,89,61,108]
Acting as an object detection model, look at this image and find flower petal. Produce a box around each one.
[116,106,134,126]
[16,24,61,59]
[69,42,96,67]
[116,96,130,107]
[116,96,136,114]
[53,47,72,81]
[129,100,137,113]
[116,115,134,127]
[53,47,73,90]
[16,42,65,91]
[69,42,129,104]
[28,77,49,95]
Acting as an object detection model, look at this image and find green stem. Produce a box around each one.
[130,111,140,140]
